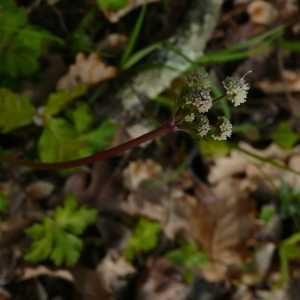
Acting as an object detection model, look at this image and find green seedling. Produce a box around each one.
[166,239,209,284]
[25,195,98,266]
[123,218,161,261]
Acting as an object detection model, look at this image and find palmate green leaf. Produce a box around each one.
[123,218,161,261]
[51,227,83,267]
[54,195,98,235]
[44,84,88,116]
[272,121,298,150]
[79,119,117,150]
[68,101,94,134]
[25,217,54,262]
[0,0,63,77]
[38,118,88,163]
[25,195,98,266]
[0,88,35,133]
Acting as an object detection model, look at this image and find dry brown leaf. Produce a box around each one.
[123,159,163,190]
[136,257,190,300]
[57,52,117,92]
[71,265,115,300]
[247,0,279,25]
[22,265,73,282]
[103,0,161,23]
[192,180,262,281]
[258,69,300,94]
[97,252,136,292]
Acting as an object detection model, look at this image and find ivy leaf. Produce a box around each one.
[68,101,94,134]
[272,121,298,150]
[0,0,63,77]
[38,118,87,163]
[123,218,161,261]
[0,88,35,132]
[44,83,88,116]
[79,119,117,150]
[25,195,98,266]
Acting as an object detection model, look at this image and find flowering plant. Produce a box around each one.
[0,70,250,170]
[171,69,250,141]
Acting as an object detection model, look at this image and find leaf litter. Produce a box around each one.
[1,0,300,299]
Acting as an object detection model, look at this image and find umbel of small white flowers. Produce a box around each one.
[174,69,250,141]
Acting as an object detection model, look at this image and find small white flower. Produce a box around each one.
[222,72,251,107]
[191,88,212,113]
[211,116,232,141]
[197,115,210,137]
[185,113,195,122]
[187,69,211,91]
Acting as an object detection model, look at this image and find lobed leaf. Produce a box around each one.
[0,88,35,133]
[38,118,88,163]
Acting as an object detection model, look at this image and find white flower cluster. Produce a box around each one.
[192,88,212,113]
[197,115,210,137]
[222,73,250,107]
[211,116,232,141]
[185,113,195,122]
[175,71,250,141]
[186,69,211,91]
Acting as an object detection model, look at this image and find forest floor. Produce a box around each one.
[1,0,300,299]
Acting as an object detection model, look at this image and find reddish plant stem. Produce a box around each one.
[0,121,180,170]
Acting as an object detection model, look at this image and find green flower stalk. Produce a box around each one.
[0,70,250,170]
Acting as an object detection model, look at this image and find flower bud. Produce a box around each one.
[187,69,211,91]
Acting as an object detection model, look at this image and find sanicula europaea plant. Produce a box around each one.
[0,69,250,170]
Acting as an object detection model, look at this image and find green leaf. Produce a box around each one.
[279,232,300,281]
[79,119,117,150]
[0,88,35,132]
[166,239,208,283]
[51,227,83,266]
[198,136,230,158]
[123,218,161,261]
[25,195,98,266]
[0,190,8,212]
[54,195,98,235]
[25,217,54,262]
[121,42,162,70]
[274,40,300,53]
[120,0,147,66]
[68,101,94,134]
[95,0,127,12]
[38,118,88,163]
[0,1,63,77]
[272,121,298,150]
[44,83,88,116]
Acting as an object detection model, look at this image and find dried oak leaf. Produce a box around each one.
[57,52,117,92]
[104,0,161,23]
[257,69,300,94]
[192,180,262,282]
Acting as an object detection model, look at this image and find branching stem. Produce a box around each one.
[0,121,181,170]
